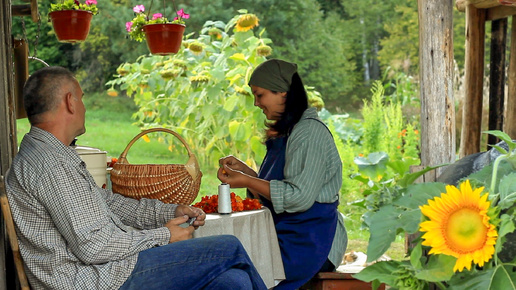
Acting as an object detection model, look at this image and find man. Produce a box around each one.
[6,66,267,290]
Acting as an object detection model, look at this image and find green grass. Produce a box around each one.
[16,91,405,261]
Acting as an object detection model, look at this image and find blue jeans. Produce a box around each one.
[119,235,267,290]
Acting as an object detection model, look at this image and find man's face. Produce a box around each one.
[71,79,86,137]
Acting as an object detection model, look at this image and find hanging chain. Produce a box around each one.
[20,13,41,58]
[21,16,29,48]
[33,13,41,58]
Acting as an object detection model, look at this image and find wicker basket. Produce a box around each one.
[110,128,202,205]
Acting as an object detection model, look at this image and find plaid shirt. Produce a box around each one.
[6,127,176,289]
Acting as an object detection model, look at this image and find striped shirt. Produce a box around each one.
[6,127,175,289]
[269,107,347,267]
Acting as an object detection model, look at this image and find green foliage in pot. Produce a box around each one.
[49,0,99,15]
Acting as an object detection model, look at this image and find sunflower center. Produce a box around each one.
[445,207,488,253]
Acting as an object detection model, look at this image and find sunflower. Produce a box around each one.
[419,180,498,272]
[235,14,259,32]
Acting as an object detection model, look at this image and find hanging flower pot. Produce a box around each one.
[49,10,93,43]
[48,0,99,43]
[126,4,189,55]
[142,23,185,55]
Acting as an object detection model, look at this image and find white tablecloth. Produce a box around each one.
[193,208,285,289]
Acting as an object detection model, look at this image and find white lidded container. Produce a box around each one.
[74,145,108,187]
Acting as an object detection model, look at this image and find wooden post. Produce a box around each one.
[505,17,516,139]
[13,39,28,119]
[460,4,486,158]
[418,0,456,178]
[1,0,18,289]
[488,18,507,147]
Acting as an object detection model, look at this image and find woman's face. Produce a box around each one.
[250,85,287,120]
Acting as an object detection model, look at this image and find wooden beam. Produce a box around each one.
[466,0,502,9]
[460,5,486,157]
[486,5,516,20]
[488,18,507,148]
[11,0,39,22]
[505,17,516,138]
[418,0,456,177]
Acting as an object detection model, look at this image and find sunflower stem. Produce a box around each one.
[435,281,446,289]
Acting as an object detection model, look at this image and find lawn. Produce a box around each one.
[16,91,406,262]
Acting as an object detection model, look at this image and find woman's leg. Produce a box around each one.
[119,235,266,290]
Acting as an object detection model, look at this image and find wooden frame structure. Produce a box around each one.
[456,0,516,157]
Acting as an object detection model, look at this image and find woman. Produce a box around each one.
[217,59,347,289]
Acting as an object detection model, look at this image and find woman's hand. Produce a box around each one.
[218,155,257,177]
[217,164,249,188]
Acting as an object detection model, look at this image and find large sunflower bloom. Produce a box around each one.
[419,180,498,272]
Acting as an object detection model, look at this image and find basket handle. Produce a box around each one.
[117,128,201,180]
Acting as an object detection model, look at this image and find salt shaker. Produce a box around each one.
[218,183,231,214]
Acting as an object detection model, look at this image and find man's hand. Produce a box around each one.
[164,216,195,243]
[175,205,206,228]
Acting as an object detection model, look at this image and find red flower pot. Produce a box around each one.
[143,23,185,55]
[49,10,93,43]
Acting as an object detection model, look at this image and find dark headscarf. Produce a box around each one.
[248,59,298,92]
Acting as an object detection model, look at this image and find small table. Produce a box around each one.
[193,208,285,289]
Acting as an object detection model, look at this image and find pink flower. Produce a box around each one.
[85,0,97,5]
[176,8,189,19]
[133,5,145,13]
[125,22,133,32]
[151,13,163,20]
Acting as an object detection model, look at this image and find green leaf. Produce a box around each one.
[399,208,422,234]
[415,254,455,282]
[448,264,516,290]
[498,173,516,209]
[484,130,516,152]
[228,120,246,141]
[410,242,422,269]
[496,214,516,255]
[353,260,403,287]
[393,182,446,209]
[354,152,389,180]
[398,164,446,188]
[223,94,239,112]
[366,204,401,262]
[388,158,420,176]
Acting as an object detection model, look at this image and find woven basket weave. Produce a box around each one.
[110,128,202,205]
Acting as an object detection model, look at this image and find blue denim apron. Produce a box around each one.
[258,134,338,290]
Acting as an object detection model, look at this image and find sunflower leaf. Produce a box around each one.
[366,204,401,262]
[393,182,447,210]
[484,130,516,152]
[415,254,455,282]
[352,260,403,287]
[498,173,516,210]
[447,264,516,290]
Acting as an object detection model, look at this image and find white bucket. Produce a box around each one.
[74,146,108,187]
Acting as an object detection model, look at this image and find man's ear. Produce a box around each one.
[65,92,75,114]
